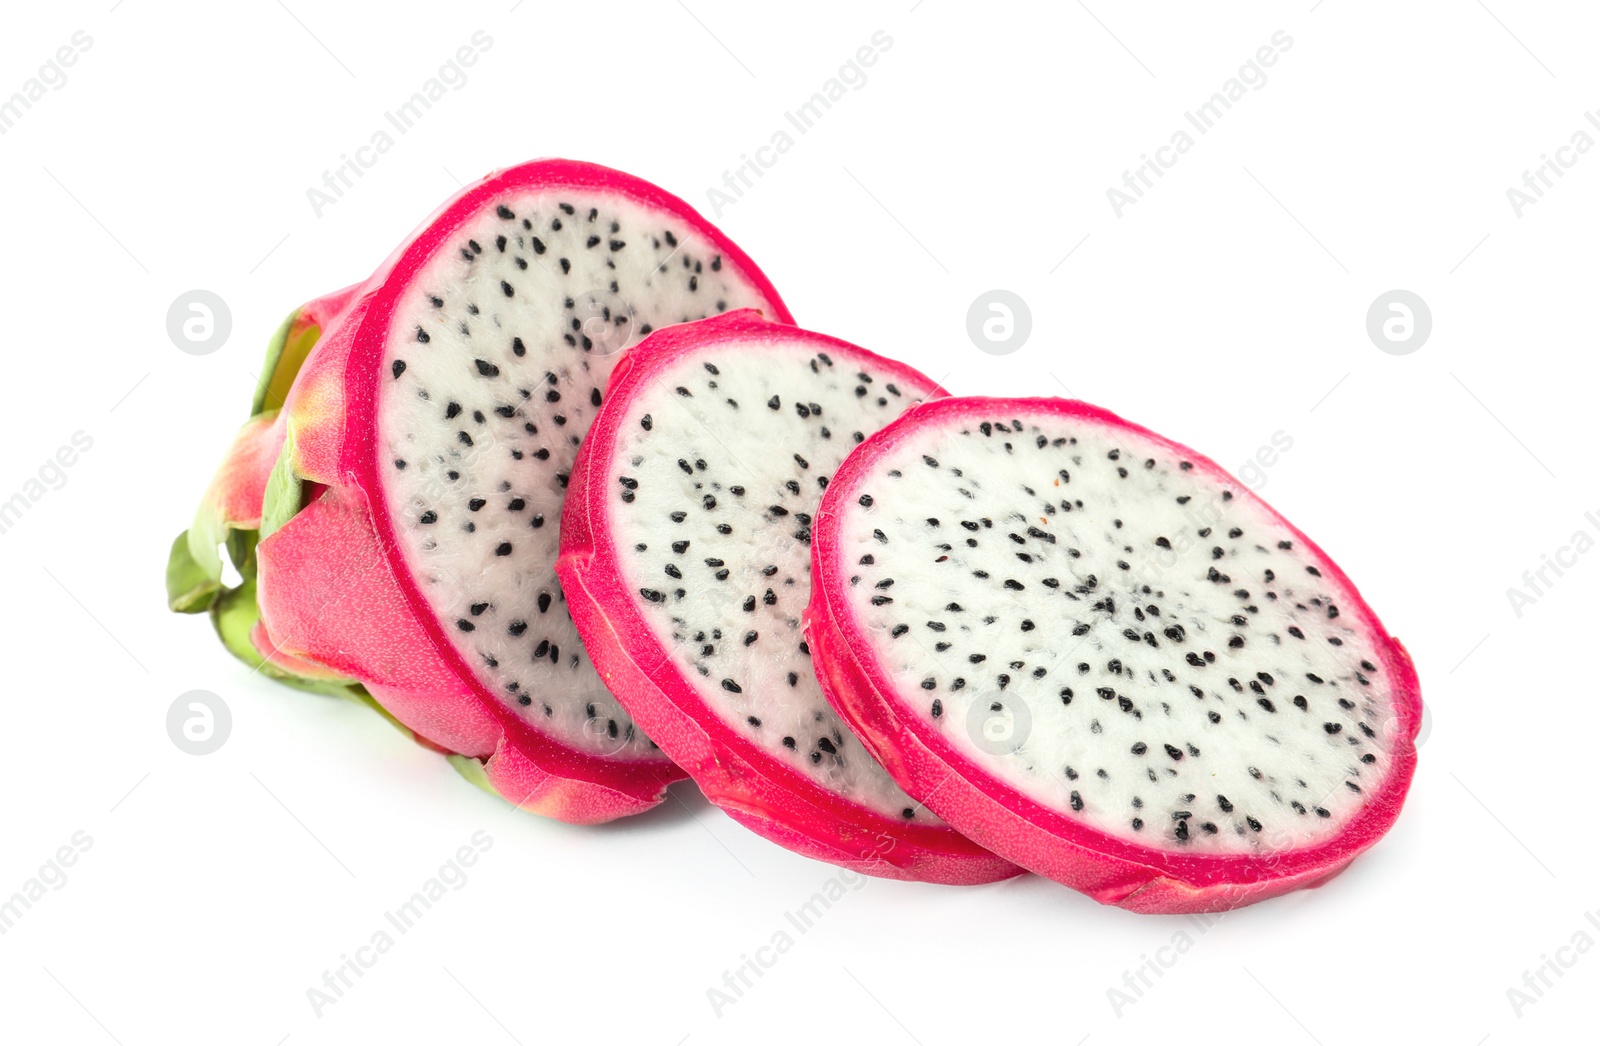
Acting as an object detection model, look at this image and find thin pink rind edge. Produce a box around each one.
[804,395,1422,912]
[557,310,1020,884]
[272,160,795,821]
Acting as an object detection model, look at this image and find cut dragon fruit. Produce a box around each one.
[559,312,1017,882]
[173,159,792,823]
[807,397,1422,911]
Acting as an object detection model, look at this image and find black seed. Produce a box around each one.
[391,359,407,379]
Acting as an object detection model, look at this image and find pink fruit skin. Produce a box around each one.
[194,284,363,537]
[256,160,793,825]
[203,413,284,532]
[805,396,1423,912]
[558,311,1020,882]
[249,620,351,683]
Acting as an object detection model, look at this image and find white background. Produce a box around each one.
[0,1,1593,1043]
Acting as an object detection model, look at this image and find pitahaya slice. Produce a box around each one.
[559,311,1017,881]
[806,396,1422,911]
[178,159,792,823]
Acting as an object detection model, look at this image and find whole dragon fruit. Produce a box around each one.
[558,311,1018,882]
[169,159,791,823]
[806,396,1422,911]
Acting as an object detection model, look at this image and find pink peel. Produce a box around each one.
[558,312,1019,881]
[806,395,1422,912]
[250,159,793,823]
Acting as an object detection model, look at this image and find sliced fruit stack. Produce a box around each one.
[170,159,1421,910]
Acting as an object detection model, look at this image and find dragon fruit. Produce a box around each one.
[169,159,792,823]
[168,285,372,699]
[806,396,1422,911]
[556,313,1011,882]
[558,311,1018,882]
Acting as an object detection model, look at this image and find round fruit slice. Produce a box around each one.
[560,312,1018,882]
[246,159,791,823]
[807,396,1421,910]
